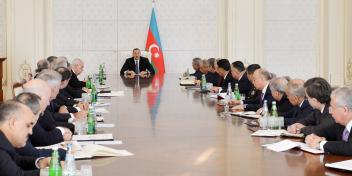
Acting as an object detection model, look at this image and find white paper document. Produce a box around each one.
[325,159,352,171]
[78,140,122,146]
[231,111,261,119]
[96,123,115,128]
[74,144,133,159]
[251,130,304,138]
[72,133,114,141]
[93,101,111,107]
[97,85,111,89]
[95,107,110,114]
[251,130,286,137]
[98,91,124,97]
[263,139,324,154]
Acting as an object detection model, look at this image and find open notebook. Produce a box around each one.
[231,111,261,119]
[251,130,304,138]
[325,159,352,171]
[74,144,133,159]
[262,139,324,154]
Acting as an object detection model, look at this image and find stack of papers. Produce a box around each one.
[263,139,324,154]
[98,91,124,97]
[78,140,122,146]
[251,130,304,138]
[95,107,110,114]
[93,101,111,107]
[325,159,352,171]
[179,77,196,86]
[74,144,133,159]
[96,123,115,128]
[231,111,261,119]
[72,133,114,141]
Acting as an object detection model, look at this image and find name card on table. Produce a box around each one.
[98,91,124,97]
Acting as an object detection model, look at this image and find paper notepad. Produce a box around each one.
[72,133,114,141]
[231,111,261,119]
[251,130,304,138]
[252,130,287,137]
[78,140,122,146]
[96,123,115,128]
[95,108,110,114]
[93,102,111,107]
[74,144,133,159]
[263,139,324,154]
[98,91,124,97]
[325,159,352,171]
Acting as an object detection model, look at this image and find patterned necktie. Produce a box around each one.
[342,128,350,142]
[135,60,139,74]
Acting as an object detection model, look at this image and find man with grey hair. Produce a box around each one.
[0,100,51,174]
[269,77,294,117]
[305,86,352,156]
[190,57,202,80]
[15,92,67,159]
[23,79,72,146]
[51,56,69,70]
[232,68,274,111]
[37,69,85,130]
[69,58,86,89]
[284,79,314,127]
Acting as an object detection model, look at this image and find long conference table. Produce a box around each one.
[80,74,352,176]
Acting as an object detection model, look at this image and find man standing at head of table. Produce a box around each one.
[120,48,155,78]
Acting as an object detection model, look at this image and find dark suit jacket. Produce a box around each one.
[298,104,335,136]
[64,85,85,98]
[30,109,64,147]
[205,72,221,87]
[220,73,238,93]
[68,70,86,89]
[237,73,253,98]
[284,99,314,127]
[120,57,155,75]
[54,89,78,108]
[0,132,39,176]
[244,86,274,111]
[277,94,295,117]
[315,123,352,156]
[17,140,66,160]
[191,70,202,80]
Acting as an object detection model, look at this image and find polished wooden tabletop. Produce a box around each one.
[81,74,352,176]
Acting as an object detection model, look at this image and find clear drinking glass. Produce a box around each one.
[80,164,92,176]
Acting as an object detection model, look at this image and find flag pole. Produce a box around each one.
[152,0,156,8]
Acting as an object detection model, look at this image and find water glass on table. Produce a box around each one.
[81,164,93,176]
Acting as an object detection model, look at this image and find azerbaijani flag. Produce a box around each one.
[145,7,165,74]
[146,6,165,128]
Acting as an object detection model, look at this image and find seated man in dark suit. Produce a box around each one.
[244,64,261,102]
[231,68,274,111]
[288,77,335,136]
[207,58,221,87]
[210,59,237,93]
[0,101,50,175]
[267,77,294,117]
[195,59,220,86]
[230,61,253,97]
[190,57,202,80]
[22,79,72,146]
[120,48,155,78]
[305,86,352,156]
[15,92,67,160]
[284,79,314,127]
[69,58,86,89]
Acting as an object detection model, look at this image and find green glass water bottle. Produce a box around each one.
[49,146,62,176]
